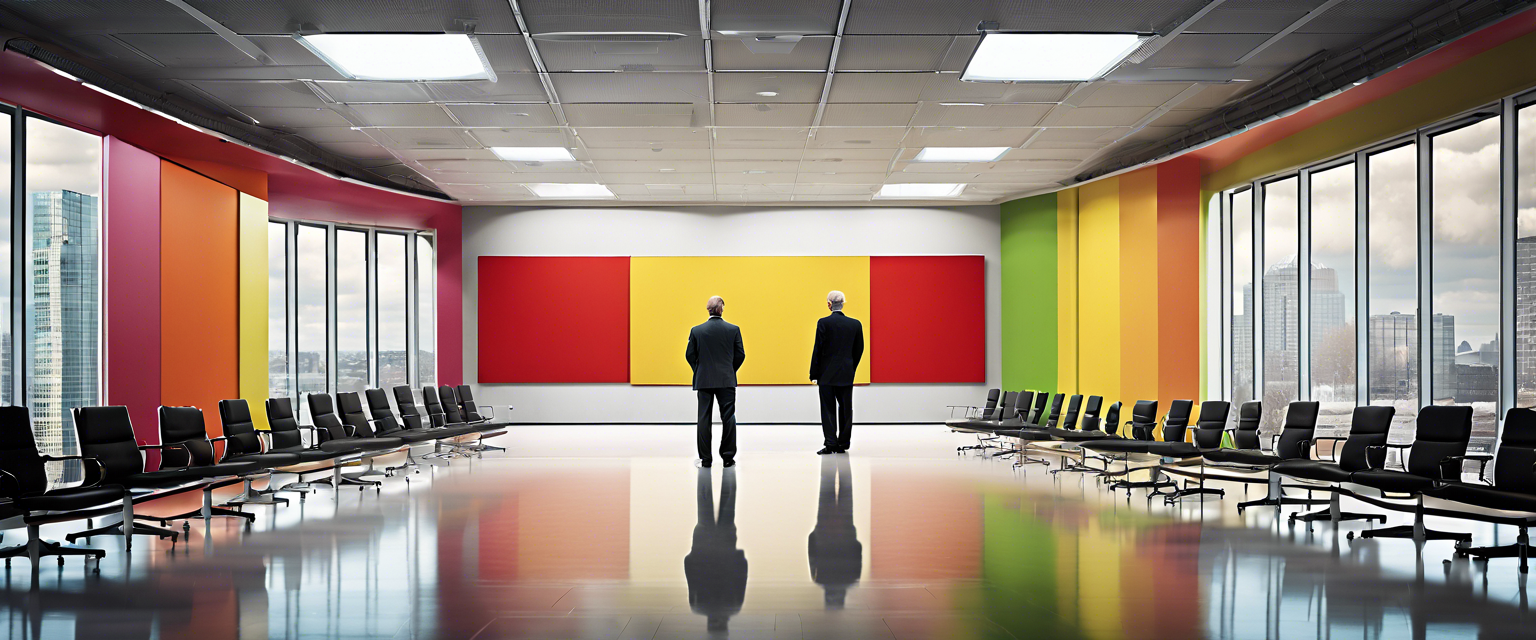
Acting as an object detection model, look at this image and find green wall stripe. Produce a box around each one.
[1001,193,1058,392]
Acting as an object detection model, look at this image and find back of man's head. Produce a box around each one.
[707,296,725,317]
[827,290,845,312]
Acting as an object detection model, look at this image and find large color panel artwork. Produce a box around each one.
[478,256,630,383]
[871,256,985,383]
[630,256,871,385]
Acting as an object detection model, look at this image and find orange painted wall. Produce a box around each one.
[1118,168,1160,420]
[161,161,239,439]
[1157,158,1203,410]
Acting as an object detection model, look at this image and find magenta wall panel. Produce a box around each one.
[103,137,161,448]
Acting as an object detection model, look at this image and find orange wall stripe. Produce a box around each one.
[1157,158,1202,419]
[1118,168,1159,419]
[161,161,240,439]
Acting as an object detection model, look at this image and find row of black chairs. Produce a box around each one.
[949,388,1536,573]
[0,384,507,571]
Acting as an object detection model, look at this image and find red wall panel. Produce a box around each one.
[104,138,161,447]
[870,256,985,383]
[478,257,630,383]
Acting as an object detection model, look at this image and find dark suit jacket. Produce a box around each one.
[686,316,745,390]
[810,311,863,386]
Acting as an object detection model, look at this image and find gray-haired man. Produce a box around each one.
[809,290,863,454]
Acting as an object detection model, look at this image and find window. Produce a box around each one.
[335,229,367,393]
[1230,189,1254,419]
[268,222,288,398]
[1431,116,1502,446]
[0,111,10,408]
[1520,104,1536,409]
[417,235,436,389]
[1309,163,1356,431]
[1367,143,1419,438]
[25,116,102,471]
[269,222,436,401]
[296,224,328,397]
[1261,177,1300,435]
[376,233,407,388]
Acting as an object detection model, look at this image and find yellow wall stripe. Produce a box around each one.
[237,193,270,429]
[1077,179,1121,404]
[1056,188,1079,396]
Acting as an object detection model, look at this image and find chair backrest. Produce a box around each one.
[1079,396,1104,430]
[1337,406,1395,472]
[1028,392,1050,424]
[1061,395,1083,430]
[392,386,426,430]
[992,392,1017,420]
[307,394,350,442]
[365,389,403,435]
[1102,401,1122,435]
[0,406,49,495]
[159,406,216,467]
[1191,401,1232,448]
[422,386,448,427]
[1160,400,1194,443]
[1405,405,1473,479]
[336,392,377,437]
[1272,402,1320,460]
[457,385,486,421]
[1233,401,1262,449]
[1493,408,1536,493]
[981,389,1000,414]
[219,399,263,458]
[1045,394,1065,427]
[266,398,305,450]
[438,386,467,423]
[1013,391,1034,421]
[73,406,145,481]
[1127,400,1158,440]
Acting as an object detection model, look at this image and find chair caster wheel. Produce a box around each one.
[183,523,190,531]
[92,566,100,574]
[1346,532,1355,540]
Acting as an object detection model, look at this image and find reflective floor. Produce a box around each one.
[2,425,1534,639]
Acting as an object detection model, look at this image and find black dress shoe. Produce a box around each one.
[723,460,735,467]
[700,460,712,468]
[817,447,835,455]
[835,448,848,454]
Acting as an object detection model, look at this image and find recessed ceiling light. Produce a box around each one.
[297,33,495,81]
[962,33,1146,82]
[527,183,615,198]
[658,168,676,172]
[876,183,965,199]
[491,147,576,162]
[913,147,1011,163]
[756,91,779,97]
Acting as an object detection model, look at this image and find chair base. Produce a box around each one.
[1355,524,1472,543]
[0,525,105,571]
[1290,508,1386,524]
[1163,487,1226,503]
[1454,528,1532,573]
[65,520,179,547]
[1237,495,1329,511]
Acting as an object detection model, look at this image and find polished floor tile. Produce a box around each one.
[1,425,1534,639]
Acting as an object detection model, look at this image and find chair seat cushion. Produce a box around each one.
[268,446,344,463]
[425,426,481,439]
[1430,482,1536,513]
[352,436,406,451]
[995,428,1052,441]
[316,440,367,454]
[1142,442,1204,458]
[120,467,214,488]
[1053,429,1113,441]
[1350,469,1435,494]
[185,461,266,478]
[1082,439,1156,454]
[227,452,303,468]
[1203,449,1283,467]
[1272,459,1353,483]
[15,485,124,512]
[388,430,442,444]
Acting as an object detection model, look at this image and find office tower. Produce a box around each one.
[1519,237,1536,405]
[1366,312,1455,401]
[30,190,99,483]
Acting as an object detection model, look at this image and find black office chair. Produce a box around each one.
[1147,401,1232,502]
[365,388,447,474]
[1103,400,1190,495]
[308,394,400,490]
[1350,405,1475,545]
[422,386,451,428]
[1025,392,1051,426]
[0,406,121,569]
[1433,408,1536,572]
[956,391,1018,452]
[1203,401,1326,513]
[1060,395,1083,431]
[1231,401,1263,448]
[1044,394,1066,428]
[947,389,999,425]
[393,386,480,439]
[458,385,502,422]
[150,406,274,527]
[267,397,364,455]
[1273,405,1394,528]
[64,406,203,547]
[224,398,338,496]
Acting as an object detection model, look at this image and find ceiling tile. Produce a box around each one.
[186,80,323,108]
[712,148,805,160]
[826,74,927,103]
[1076,83,1198,107]
[575,127,712,148]
[806,127,907,149]
[417,159,513,173]
[712,0,843,34]
[536,35,706,72]
[347,104,457,127]
[1041,106,1159,127]
[713,127,812,148]
[115,33,262,67]
[901,127,1037,147]
[712,36,833,71]
[715,103,817,127]
[820,103,917,127]
[426,77,550,102]
[843,0,1208,35]
[1141,33,1271,68]
[799,159,890,173]
[713,159,800,172]
[241,107,352,128]
[310,81,435,103]
[520,0,701,34]
[713,72,827,102]
[364,128,476,149]
[601,172,713,184]
[177,0,523,34]
[1033,127,1131,142]
[1148,109,1208,127]
[592,160,713,173]
[909,103,1051,127]
[801,148,898,161]
[918,76,1075,103]
[288,126,375,144]
[551,72,709,103]
[466,127,577,147]
[1177,83,1251,109]
[716,172,799,184]
[564,103,703,127]
[836,36,960,71]
[446,104,561,127]
[587,148,714,160]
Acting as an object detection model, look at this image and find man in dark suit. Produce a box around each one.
[809,290,863,454]
[686,295,745,467]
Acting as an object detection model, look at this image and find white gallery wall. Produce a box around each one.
[462,205,1001,424]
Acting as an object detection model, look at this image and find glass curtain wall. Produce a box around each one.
[1309,163,1356,431]
[1261,177,1300,435]
[417,235,436,390]
[1367,143,1420,439]
[376,233,407,388]
[268,222,288,398]
[1230,189,1254,421]
[0,111,10,408]
[335,229,368,393]
[1520,104,1536,409]
[296,224,328,399]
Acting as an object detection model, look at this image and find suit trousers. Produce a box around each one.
[818,385,853,449]
[697,387,737,462]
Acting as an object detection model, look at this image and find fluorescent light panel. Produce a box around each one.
[962,33,1145,82]
[913,147,1011,163]
[299,33,493,81]
[528,183,615,198]
[491,147,576,162]
[876,183,965,199]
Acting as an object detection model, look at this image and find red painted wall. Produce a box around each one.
[477,257,630,383]
[869,256,986,383]
[1156,158,1202,407]
[103,137,160,445]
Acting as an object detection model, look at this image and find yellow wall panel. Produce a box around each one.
[1118,168,1160,419]
[237,193,270,429]
[1077,180,1120,404]
[630,257,871,385]
[1056,188,1079,396]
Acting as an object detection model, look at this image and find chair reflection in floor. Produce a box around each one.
[809,454,862,609]
[684,467,747,635]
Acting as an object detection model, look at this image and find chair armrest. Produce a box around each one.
[1365,443,1412,470]
[38,454,108,488]
[139,442,193,470]
[0,469,21,499]
[1313,437,1347,462]
[208,435,240,460]
[1437,455,1474,481]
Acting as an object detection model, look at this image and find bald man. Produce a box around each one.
[810,290,863,454]
[686,296,746,467]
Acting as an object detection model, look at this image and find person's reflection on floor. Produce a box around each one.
[684,467,747,635]
[808,454,861,609]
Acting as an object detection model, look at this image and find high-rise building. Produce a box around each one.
[1366,312,1455,402]
[1518,236,1536,405]
[30,190,99,484]
[1258,258,1347,384]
